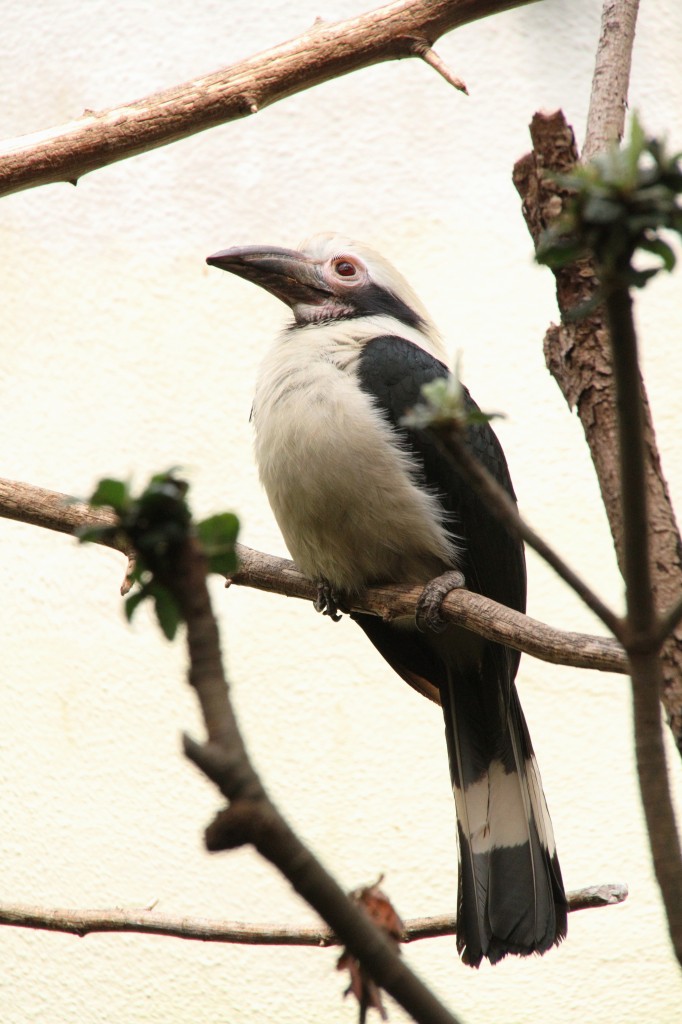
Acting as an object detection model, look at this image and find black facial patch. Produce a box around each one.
[353,282,426,329]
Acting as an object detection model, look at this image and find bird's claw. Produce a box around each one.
[314,580,349,621]
[416,570,466,633]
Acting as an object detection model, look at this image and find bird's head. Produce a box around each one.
[207,233,440,343]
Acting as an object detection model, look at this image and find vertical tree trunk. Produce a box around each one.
[513,110,682,755]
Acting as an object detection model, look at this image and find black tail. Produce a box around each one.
[440,656,567,967]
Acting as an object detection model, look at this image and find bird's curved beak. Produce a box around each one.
[206,246,330,314]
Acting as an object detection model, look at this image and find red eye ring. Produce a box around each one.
[333,259,357,277]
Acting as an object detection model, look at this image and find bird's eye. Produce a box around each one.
[333,259,357,278]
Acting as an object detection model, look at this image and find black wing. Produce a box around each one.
[354,335,566,966]
[355,334,526,617]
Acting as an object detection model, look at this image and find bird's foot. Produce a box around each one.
[314,580,350,622]
[416,570,466,633]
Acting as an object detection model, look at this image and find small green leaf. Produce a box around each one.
[537,234,586,269]
[76,524,120,546]
[536,114,682,290]
[466,409,505,426]
[126,563,148,588]
[197,512,240,546]
[196,513,240,576]
[124,578,181,639]
[402,374,464,429]
[150,467,185,490]
[639,235,677,272]
[626,113,646,181]
[150,583,181,640]
[124,585,149,623]
[209,552,238,576]
[90,478,130,513]
[402,361,504,432]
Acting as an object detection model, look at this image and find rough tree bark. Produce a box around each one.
[513,111,682,754]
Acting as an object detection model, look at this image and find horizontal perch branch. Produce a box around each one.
[0,883,627,945]
[0,0,531,198]
[0,475,626,675]
[0,476,626,674]
[230,545,626,675]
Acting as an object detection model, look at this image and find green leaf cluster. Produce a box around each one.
[537,114,682,290]
[78,470,239,640]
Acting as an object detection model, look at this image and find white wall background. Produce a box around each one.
[2,1,682,1022]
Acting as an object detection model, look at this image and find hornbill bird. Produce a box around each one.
[207,234,567,967]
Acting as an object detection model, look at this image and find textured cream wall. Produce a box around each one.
[3,2,682,1022]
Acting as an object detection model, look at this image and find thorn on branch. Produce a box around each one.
[120,552,136,596]
[409,39,468,95]
[182,732,265,809]
[205,801,266,851]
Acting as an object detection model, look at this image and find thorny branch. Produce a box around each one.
[0,0,532,198]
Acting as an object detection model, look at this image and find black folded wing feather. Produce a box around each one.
[353,334,566,967]
[355,334,526,618]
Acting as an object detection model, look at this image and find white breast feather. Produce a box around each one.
[253,320,460,592]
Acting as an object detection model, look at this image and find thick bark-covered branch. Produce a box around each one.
[232,543,626,676]
[0,883,628,945]
[0,0,533,198]
[513,110,682,754]
[159,534,462,1024]
[0,476,627,676]
[514,0,682,964]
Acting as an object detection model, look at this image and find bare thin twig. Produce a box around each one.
[0,884,627,945]
[427,432,624,639]
[0,476,627,675]
[0,0,530,198]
